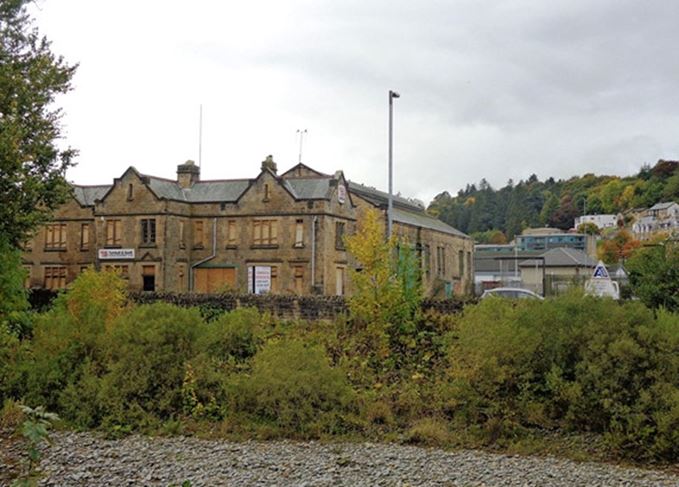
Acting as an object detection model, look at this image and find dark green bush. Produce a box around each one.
[449,293,679,460]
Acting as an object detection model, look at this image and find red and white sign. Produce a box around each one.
[98,248,135,260]
[248,265,271,294]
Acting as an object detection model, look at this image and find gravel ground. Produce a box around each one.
[2,431,679,486]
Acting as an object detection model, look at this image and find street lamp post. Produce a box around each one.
[388,90,400,239]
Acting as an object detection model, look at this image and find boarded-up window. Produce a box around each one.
[293,265,304,294]
[194,220,205,248]
[335,266,344,296]
[44,266,66,290]
[335,222,346,250]
[106,219,122,246]
[45,223,67,249]
[104,264,129,279]
[80,223,90,250]
[227,220,237,246]
[253,219,278,246]
[294,219,304,247]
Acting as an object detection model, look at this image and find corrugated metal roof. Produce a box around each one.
[72,185,110,206]
[392,208,469,238]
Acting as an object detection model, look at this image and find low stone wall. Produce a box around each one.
[129,292,472,320]
[28,289,472,320]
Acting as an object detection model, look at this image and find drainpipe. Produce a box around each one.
[189,218,217,292]
[311,216,317,289]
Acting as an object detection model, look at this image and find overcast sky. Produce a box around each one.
[32,0,679,203]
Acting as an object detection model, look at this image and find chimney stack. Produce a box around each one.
[177,160,200,188]
[261,155,277,174]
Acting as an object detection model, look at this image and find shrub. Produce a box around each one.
[96,303,204,429]
[405,417,450,446]
[448,293,679,460]
[198,308,261,361]
[233,339,356,436]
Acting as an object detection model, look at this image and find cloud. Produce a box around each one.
[32,0,679,203]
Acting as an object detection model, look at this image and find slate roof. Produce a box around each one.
[649,201,678,211]
[347,181,424,211]
[392,208,468,238]
[71,185,111,206]
[519,247,597,268]
[284,178,332,199]
[70,164,468,239]
[181,180,251,202]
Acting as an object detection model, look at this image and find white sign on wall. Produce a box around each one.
[248,265,271,294]
[98,248,135,260]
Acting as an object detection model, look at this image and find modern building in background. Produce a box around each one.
[21,158,473,296]
[515,227,597,257]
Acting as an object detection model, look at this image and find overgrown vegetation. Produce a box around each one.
[1,217,678,471]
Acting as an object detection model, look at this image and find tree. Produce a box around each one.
[0,0,77,247]
[597,229,641,265]
[626,240,679,312]
[0,236,28,331]
[344,209,407,330]
[576,222,600,236]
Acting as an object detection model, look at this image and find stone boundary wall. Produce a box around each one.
[28,289,472,320]
[129,292,473,320]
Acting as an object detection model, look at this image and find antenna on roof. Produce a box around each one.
[296,129,307,164]
[198,104,203,169]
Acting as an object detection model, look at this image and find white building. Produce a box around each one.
[574,214,619,230]
[632,202,679,239]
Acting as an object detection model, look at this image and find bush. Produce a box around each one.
[96,303,203,428]
[449,293,679,460]
[233,339,356,436]
[198,308,262,361]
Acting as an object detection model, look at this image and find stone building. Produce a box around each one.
[21,157,473,296]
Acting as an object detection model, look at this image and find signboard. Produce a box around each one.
[585,260,619,299]
[591,261,610,279]
[337,184,346,204]
[98,248,135,260]
[248,265,271,294]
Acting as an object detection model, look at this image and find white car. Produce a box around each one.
[480,287,544,300]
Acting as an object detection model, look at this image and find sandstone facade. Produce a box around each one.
[21,158,472,297]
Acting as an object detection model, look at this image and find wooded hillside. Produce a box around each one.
[427,160,679,241]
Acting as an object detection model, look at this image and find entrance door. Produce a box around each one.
[195,267,236,293]
[142,265,155,292]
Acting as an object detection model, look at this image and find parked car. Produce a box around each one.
[480,287,544,300]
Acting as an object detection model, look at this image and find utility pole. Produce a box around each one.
[388,90,400,238]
